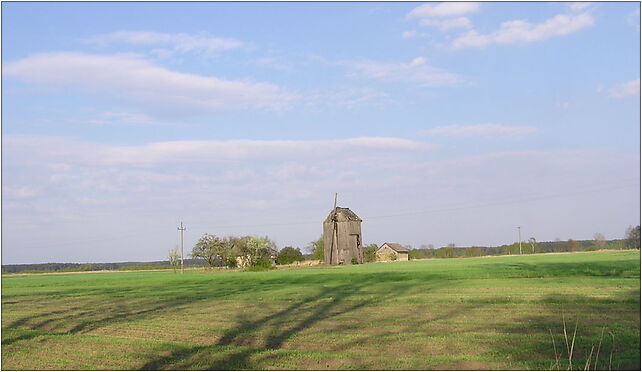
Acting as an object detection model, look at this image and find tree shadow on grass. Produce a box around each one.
[3,269,433,368]
[2,277,262,349]
[139,276,413,370]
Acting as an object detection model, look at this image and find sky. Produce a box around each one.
[1,1,640,264]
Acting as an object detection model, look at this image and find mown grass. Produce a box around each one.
[2,250,640,370]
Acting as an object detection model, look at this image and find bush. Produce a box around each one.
[351,257,358,265]
[276,246,304,265]
[226,257,237,268]
[363,244,378,263]
[309,236,324,261]
[245,257,273,271]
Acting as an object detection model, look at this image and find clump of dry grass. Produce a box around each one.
[549,317,615,371]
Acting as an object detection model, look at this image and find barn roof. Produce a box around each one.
[324,207,362,223]
[380,242,409,253]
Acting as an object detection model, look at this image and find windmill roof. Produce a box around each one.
[324,207,362,223]
[380,243,409,253]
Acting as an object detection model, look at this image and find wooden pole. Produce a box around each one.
[329,193,338,265]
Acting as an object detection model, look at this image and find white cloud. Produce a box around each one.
[420,124,536,138]
[407,2,480,19]
[87,112,157,126]
[4,186,41,200]
[3,134,638,263]
[3,135,434,168]
[609,79,640,98]
[307,87,390,108]
[99,137,433,166]
[3,52,294,116]
[402,31,419,39]
[451,12,594,49]
[568,2,591,12]
[420,17,472,30]
[339,57,462,87]
[87,31,243,54]
[628,8,640,30]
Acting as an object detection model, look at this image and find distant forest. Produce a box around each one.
[405,238,633,260]
[2,238,637,274]
[1,258,205,274]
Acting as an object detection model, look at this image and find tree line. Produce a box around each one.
[172,234,306,272]
[406,226,640,259]
[4,226,639,274]
[1,259,205,274]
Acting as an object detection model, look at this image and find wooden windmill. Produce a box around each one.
[323,193,363,265]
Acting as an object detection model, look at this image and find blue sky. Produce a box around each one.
[2,2,640,264]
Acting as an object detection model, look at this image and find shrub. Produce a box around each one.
[226,257,237,268]
[245,257,273,271]
[309,236,324,261]
[363,244,378,263]
[276,246,304,265]
[351,257,358,265]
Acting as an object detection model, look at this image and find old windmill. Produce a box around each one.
[323,193,363,265]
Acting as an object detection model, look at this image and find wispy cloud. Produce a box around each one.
[401,30,428,39]
[98,137,434,166]
[420,17,472,30]
[3,52,294,116]
[87,31,244,55]
[609,79,640,98]
[307,87,390,109]
[339,57,463,87]
[407,3,476,33]
[4,134,636,263]
[407,2,480,19]
[87,112,158,126]
[3,135,434,168]
[568,2,591,12]
[451,12,594,49]
[628,7,640,30]
[420,124,536,138]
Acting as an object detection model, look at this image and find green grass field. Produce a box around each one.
[2,251,640,370]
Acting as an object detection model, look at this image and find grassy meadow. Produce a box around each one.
[1,250,640,370]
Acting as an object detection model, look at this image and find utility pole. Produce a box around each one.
[517,226,522,255]
[178,221,186,274]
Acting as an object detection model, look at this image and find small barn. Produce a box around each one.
[376,243,409,262]
[323,207,363,265]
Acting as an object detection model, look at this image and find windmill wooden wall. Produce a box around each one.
[323,207,363,265]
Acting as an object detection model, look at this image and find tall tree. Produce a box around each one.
[246,236,278,265]
[566,239,579,252]
[593,233,606,249]
[276,246,304,265]
[528,237,537,253]
[168,247,181,273]
[191,234,230,268]
[625,225,641,249]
